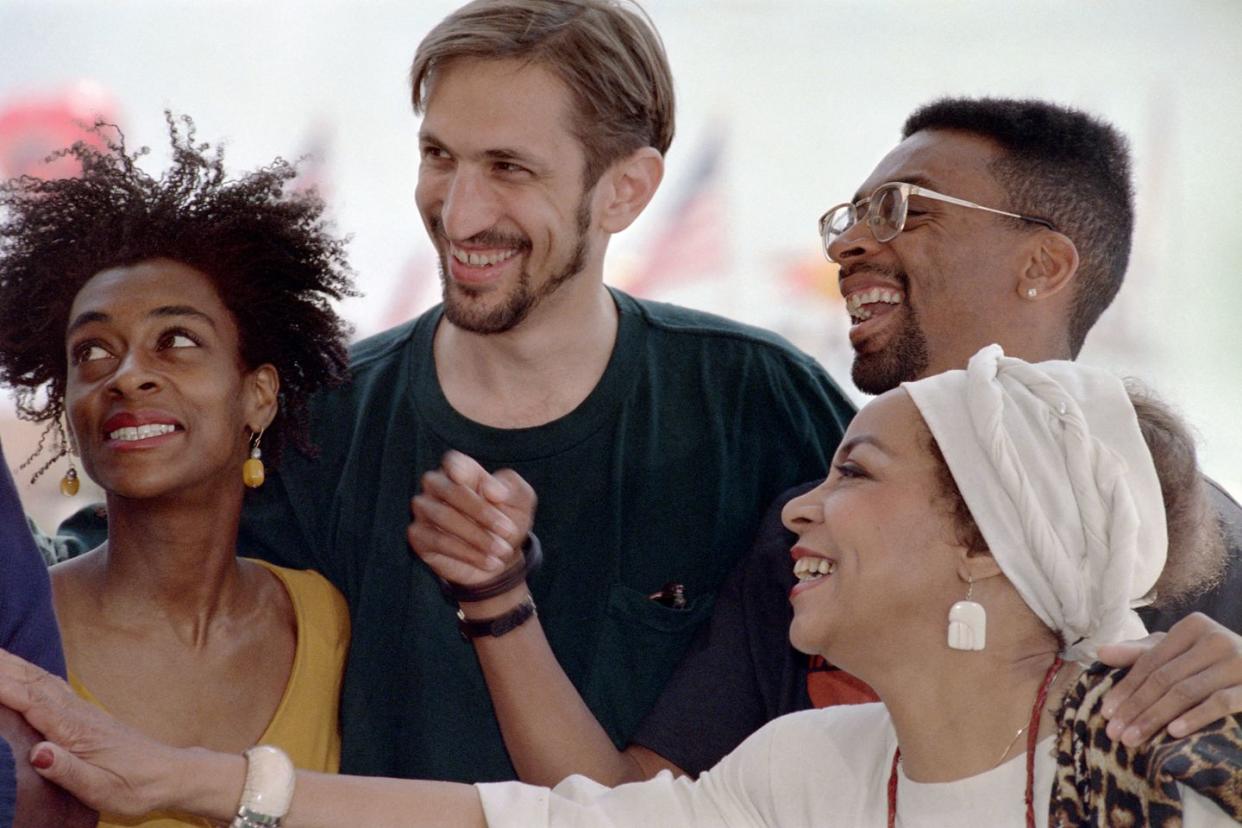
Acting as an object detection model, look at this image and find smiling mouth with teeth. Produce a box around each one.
[845,287,905,322]
[793,556,837,582]
[108,423,178,442]
[450,246,520,268]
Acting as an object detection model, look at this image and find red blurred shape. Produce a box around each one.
[0,81,119,180]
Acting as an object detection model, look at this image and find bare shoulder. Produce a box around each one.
[48,547,106,595]
[48,549,106,648]
[241,558,298,627]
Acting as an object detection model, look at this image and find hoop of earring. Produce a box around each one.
[58,417,80,497]
[947,576,987,650]
[243,429,266,489]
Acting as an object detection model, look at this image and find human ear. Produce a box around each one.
[596,147,664,233]
[1016,231,1079,300]
[955,550,1003,584]
[244,363,280,433]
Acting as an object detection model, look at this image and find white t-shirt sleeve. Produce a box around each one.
[474,723,778,828]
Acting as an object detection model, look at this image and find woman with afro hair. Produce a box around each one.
[0,113,355,828]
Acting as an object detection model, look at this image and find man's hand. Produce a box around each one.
[408,450,537,587]
[1097,612,1242,746]
[0,648,179,818]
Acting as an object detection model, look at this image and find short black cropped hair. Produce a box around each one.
[903,98,1133,356]
[0,113,355,474]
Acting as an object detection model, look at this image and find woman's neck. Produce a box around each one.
[872,646,1076,783]
[95,485,249,615]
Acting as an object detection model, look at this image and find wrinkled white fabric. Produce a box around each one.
[475,704,1231,827]
[902,345,1166,662]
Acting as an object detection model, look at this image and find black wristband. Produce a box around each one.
[438,533,543,603]
[457,595,537,640]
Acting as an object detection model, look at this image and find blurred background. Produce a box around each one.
[2,0,1240,533]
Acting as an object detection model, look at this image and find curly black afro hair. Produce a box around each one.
[0,113,355,478]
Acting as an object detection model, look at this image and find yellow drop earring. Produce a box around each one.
[59,462,80,497]
[243,429,266,489]
[59,418,80,497]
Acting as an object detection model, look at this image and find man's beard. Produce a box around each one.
[434,194,592,335]
[850,283,930,395]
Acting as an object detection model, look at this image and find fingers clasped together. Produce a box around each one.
[408,450,538,590]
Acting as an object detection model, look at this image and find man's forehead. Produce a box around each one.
[421,57,575,135]
[852,129,1004,203]
[418,56,582,170]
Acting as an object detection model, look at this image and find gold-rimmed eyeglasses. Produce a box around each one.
[818,181,1057,261]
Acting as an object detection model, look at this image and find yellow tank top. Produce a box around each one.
[68,560,350,828]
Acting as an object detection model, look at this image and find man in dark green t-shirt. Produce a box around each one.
[241,0,855,782]
[57,0,854,783]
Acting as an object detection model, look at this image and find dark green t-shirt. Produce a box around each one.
[62,289,855,782]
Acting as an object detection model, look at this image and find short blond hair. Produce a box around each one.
[410,0,675,186]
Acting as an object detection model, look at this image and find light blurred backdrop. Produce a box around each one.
[3,0,1240,533]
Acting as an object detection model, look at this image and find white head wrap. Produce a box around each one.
[902,344,1167,662]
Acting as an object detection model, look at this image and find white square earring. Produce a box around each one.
[947,577,986,650]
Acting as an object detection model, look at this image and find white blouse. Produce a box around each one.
[475,703,1233,827]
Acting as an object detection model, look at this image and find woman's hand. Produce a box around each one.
[408,450,537,588]
[0,648,184,817]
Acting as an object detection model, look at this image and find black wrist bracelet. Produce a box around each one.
[458,595,537,640]
[438,532,543,604]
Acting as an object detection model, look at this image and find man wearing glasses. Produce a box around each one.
[627,96,1242,780]
[820,134,1078,398]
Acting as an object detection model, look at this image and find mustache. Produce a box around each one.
[427,215,531,251]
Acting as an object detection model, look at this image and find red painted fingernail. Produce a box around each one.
[31,747,53,770]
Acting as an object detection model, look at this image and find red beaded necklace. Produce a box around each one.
[886,656,1064,828]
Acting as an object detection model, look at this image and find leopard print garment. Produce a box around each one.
[1050,662,1242,826]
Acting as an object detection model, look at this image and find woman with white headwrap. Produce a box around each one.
[0,346,1237,826]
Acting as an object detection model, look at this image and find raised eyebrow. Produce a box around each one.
[66,310,109,337]
[149,305,217,329]
[66,305,216,336]
[836,433,890,457]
